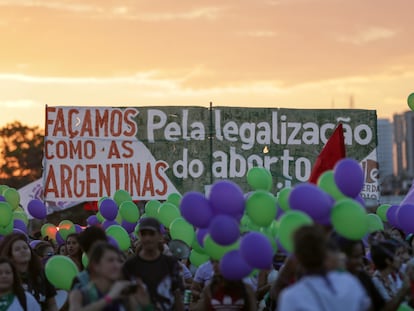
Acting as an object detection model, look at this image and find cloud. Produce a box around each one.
[0,99,40,108]
[0,0,224,21]
[0,0,103,13]
[337,26,397,45]
[239,30,277,38]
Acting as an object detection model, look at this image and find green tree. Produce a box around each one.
[0,121,44,189]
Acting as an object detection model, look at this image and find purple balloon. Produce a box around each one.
[87,215,100,226]
[386,205,400,228]
[0,195,5,202]
[29,240,42,248]
[180,192,213,228]
[27,199,47,219]
[55,231,65,246]
[196,228,209,247]
[289,183,332,223]
[74,224,83,233]
[209,181,245,217]
[397,204,414,233]
[99,199,118,221]
[13,219,27,233]
[334,159,364,198]
[240,232,274,269]
[354,195,366,207]
[108,236,119,249]
[102,220,118,230]
[122,220,137,234]
[12,228,27,236]
[220,250,253,281]
[209,215,240,246]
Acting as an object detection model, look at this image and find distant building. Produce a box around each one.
[377,119,394,178]
[393,111,414,178]
[394,114,405,176]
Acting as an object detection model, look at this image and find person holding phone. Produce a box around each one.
[68,241,152,311]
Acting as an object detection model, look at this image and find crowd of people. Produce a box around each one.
[1,215,414,311]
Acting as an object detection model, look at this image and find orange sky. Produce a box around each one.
[0,0,413,128]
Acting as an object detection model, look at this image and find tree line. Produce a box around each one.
[0,121,43,189]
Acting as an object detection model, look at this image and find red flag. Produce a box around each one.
[308,123,346,184]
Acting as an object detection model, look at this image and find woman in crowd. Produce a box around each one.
[0,232,57,311]
[34,241,55,267]
[65,233,83,271]
[68,241,152,311]
[190,259,257,310]
[370,240,413,307]
[0,256,41,311]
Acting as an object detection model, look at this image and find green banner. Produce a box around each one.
[43,106,378,201]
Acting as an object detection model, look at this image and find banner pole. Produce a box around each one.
[209,102,214,185]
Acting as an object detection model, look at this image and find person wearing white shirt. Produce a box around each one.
[278,225,371,311]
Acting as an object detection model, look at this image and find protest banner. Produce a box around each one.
[43,106,378,203]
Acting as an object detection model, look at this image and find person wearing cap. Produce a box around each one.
[123,217,184,311]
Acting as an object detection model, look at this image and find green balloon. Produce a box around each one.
[247,167,273,191]
[0,222,13,235]
[169,218,195,247]
[0,202,13,227]
[157,202,181,227]
[113,190,132,206]
[120,201,140,223]
[398,303,414,311]
[167,193,182,207]
[332,199,368,240]
[367,213,384,233]
[96,212,104,223]
[13,211,28,226]
[203,234,239,260]
[408,93,414,111]
[58,220,76,240]
[3,188,20,209]
[189,250,210,267]
[278,210,313,253]
[106,225,131,251]
[376,204,391,222]
[317,170,346,201]
[115,212,123,224]
[191,237,205,254]
[0,185,9,195]
[145,200,161,218]
[246,190,277,227]
[82,253,89,268]
[45,255,79,290]
[41,223,57,240]
[277,188,291,211]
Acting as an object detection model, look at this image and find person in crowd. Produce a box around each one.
[0,232,58,311]
[389,228,405,243]
[33,241,55,267]
[123,217,184,311]
[57,244,66,256]
[190,260,214,303]
[68,241,152,311]
[371,241,411,302]
[368,231,387,246]
[190,259,257,310]
[71,226,108,290]
[0,256,41,311]
[406,234,414,256]
[337,235,414,311]
[277,224,371,311]
[65,233,83,271]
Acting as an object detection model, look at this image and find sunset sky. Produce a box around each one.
[0,0,413,129]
